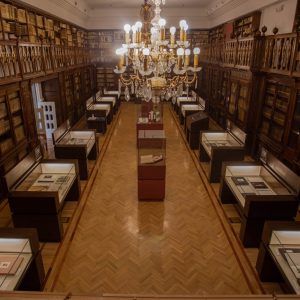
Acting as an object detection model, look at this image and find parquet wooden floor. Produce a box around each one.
[51,103,262,295]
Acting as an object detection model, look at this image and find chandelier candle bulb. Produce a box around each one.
[124,24,131,44]
[177,47,184,69]
[185,49,191,67]
[132,25,137,43]
[183,24,188,42]
[179,20,187,41]
[193,47,200,67]
[158,18,166,41]
[170,26,176,45]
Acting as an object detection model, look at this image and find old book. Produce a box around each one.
[232,176,248,186]
[0,255,23,275]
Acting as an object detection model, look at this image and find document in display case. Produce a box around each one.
[4,147,81,241]
[138,141,166,201]
[256,221,300,294]
[53,120,98,180]
[219,148,300,247]
[199,120,246,182]
[86,97,110,133]
[0,228,45,291]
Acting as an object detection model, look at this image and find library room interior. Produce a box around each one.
[1,0,300,299]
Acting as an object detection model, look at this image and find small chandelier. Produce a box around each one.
[114,0,201,102]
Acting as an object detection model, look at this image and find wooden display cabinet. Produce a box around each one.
[53,120,98,180]
[96,95,117,115]
[0,228,45,291]
[199,120,246,182]
[256,221,300,294]
[4,147,81,242]
[86,97,109,133]
[219,148,300,247]
[186,111,209,150]
[138,134,166,201]
[180,97,206,128]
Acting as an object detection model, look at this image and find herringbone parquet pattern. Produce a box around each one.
[52,103,259,295]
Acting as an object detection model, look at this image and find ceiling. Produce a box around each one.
[85,0,215,9]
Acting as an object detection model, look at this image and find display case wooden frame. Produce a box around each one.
[95,95,117,115]
[0,228,45,291]
[4,147,81,242]
[186,111,209,150]
[85,97,108,133]
[219,149,300,247]
[180,97,206,127]
[199,120,246,182]
[256,221,300,294]
[52,120,98,180]
[138,136,166,201]
[174,96,196,115]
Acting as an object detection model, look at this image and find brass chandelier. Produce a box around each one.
[114,0,201,102]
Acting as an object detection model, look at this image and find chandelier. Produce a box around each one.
[114,0,201,102]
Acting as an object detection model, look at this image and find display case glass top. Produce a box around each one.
[103,89,120,98]
[269,230,300,294]
[176,96,196,105]
[59,131,95,154]
[96,96,116,106]
[201,131,243,157]
[181,104,204,116]
[9,161,76,204]
[87,104,111,116]
[138,147,166,166]
[0,238,32,291]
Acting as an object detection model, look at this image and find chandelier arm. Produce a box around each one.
[184,72,197,85]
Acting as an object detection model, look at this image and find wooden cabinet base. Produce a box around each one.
[138,180,165,201]
[87,118,107,133]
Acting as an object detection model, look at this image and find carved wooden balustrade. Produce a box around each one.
[65,47,76,67]
[260,33,297,75]
[235,38,254,69]
[51,45,65,71]
[18,43,44,77]
[223,39,237,67]
[0,41,20,82]
[42,44,53,73]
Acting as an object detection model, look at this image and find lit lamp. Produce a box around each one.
[170,26,176,45]
[135,21,142,43]
[143,48,150,71]
[183,23,188,42]
[158,18,166,41]
[193,47,200,67]
[131,25,137,43]
[116,48,124,70]
[179,20,187,42]
[124,24,131,44]
[184,49,191,67]
[177,47,184,69]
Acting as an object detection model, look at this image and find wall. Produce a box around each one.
[259,0,298,34]
[87,7,210,30]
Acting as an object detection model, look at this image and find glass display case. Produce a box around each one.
[96,96,117,114]
[199,121,246,182]
[219,148,300,247]
[53,120,98,180]
[138,135,166,201]
[4,147,81,241]
[137,129,166,149]
[0,238,32,291]
[174,95,197,114]
[269,230,300,293]
[180,97,206,126]
[137,101,163,125]
[256,221,300,295]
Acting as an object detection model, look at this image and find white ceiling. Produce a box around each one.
[86,0,214,9]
